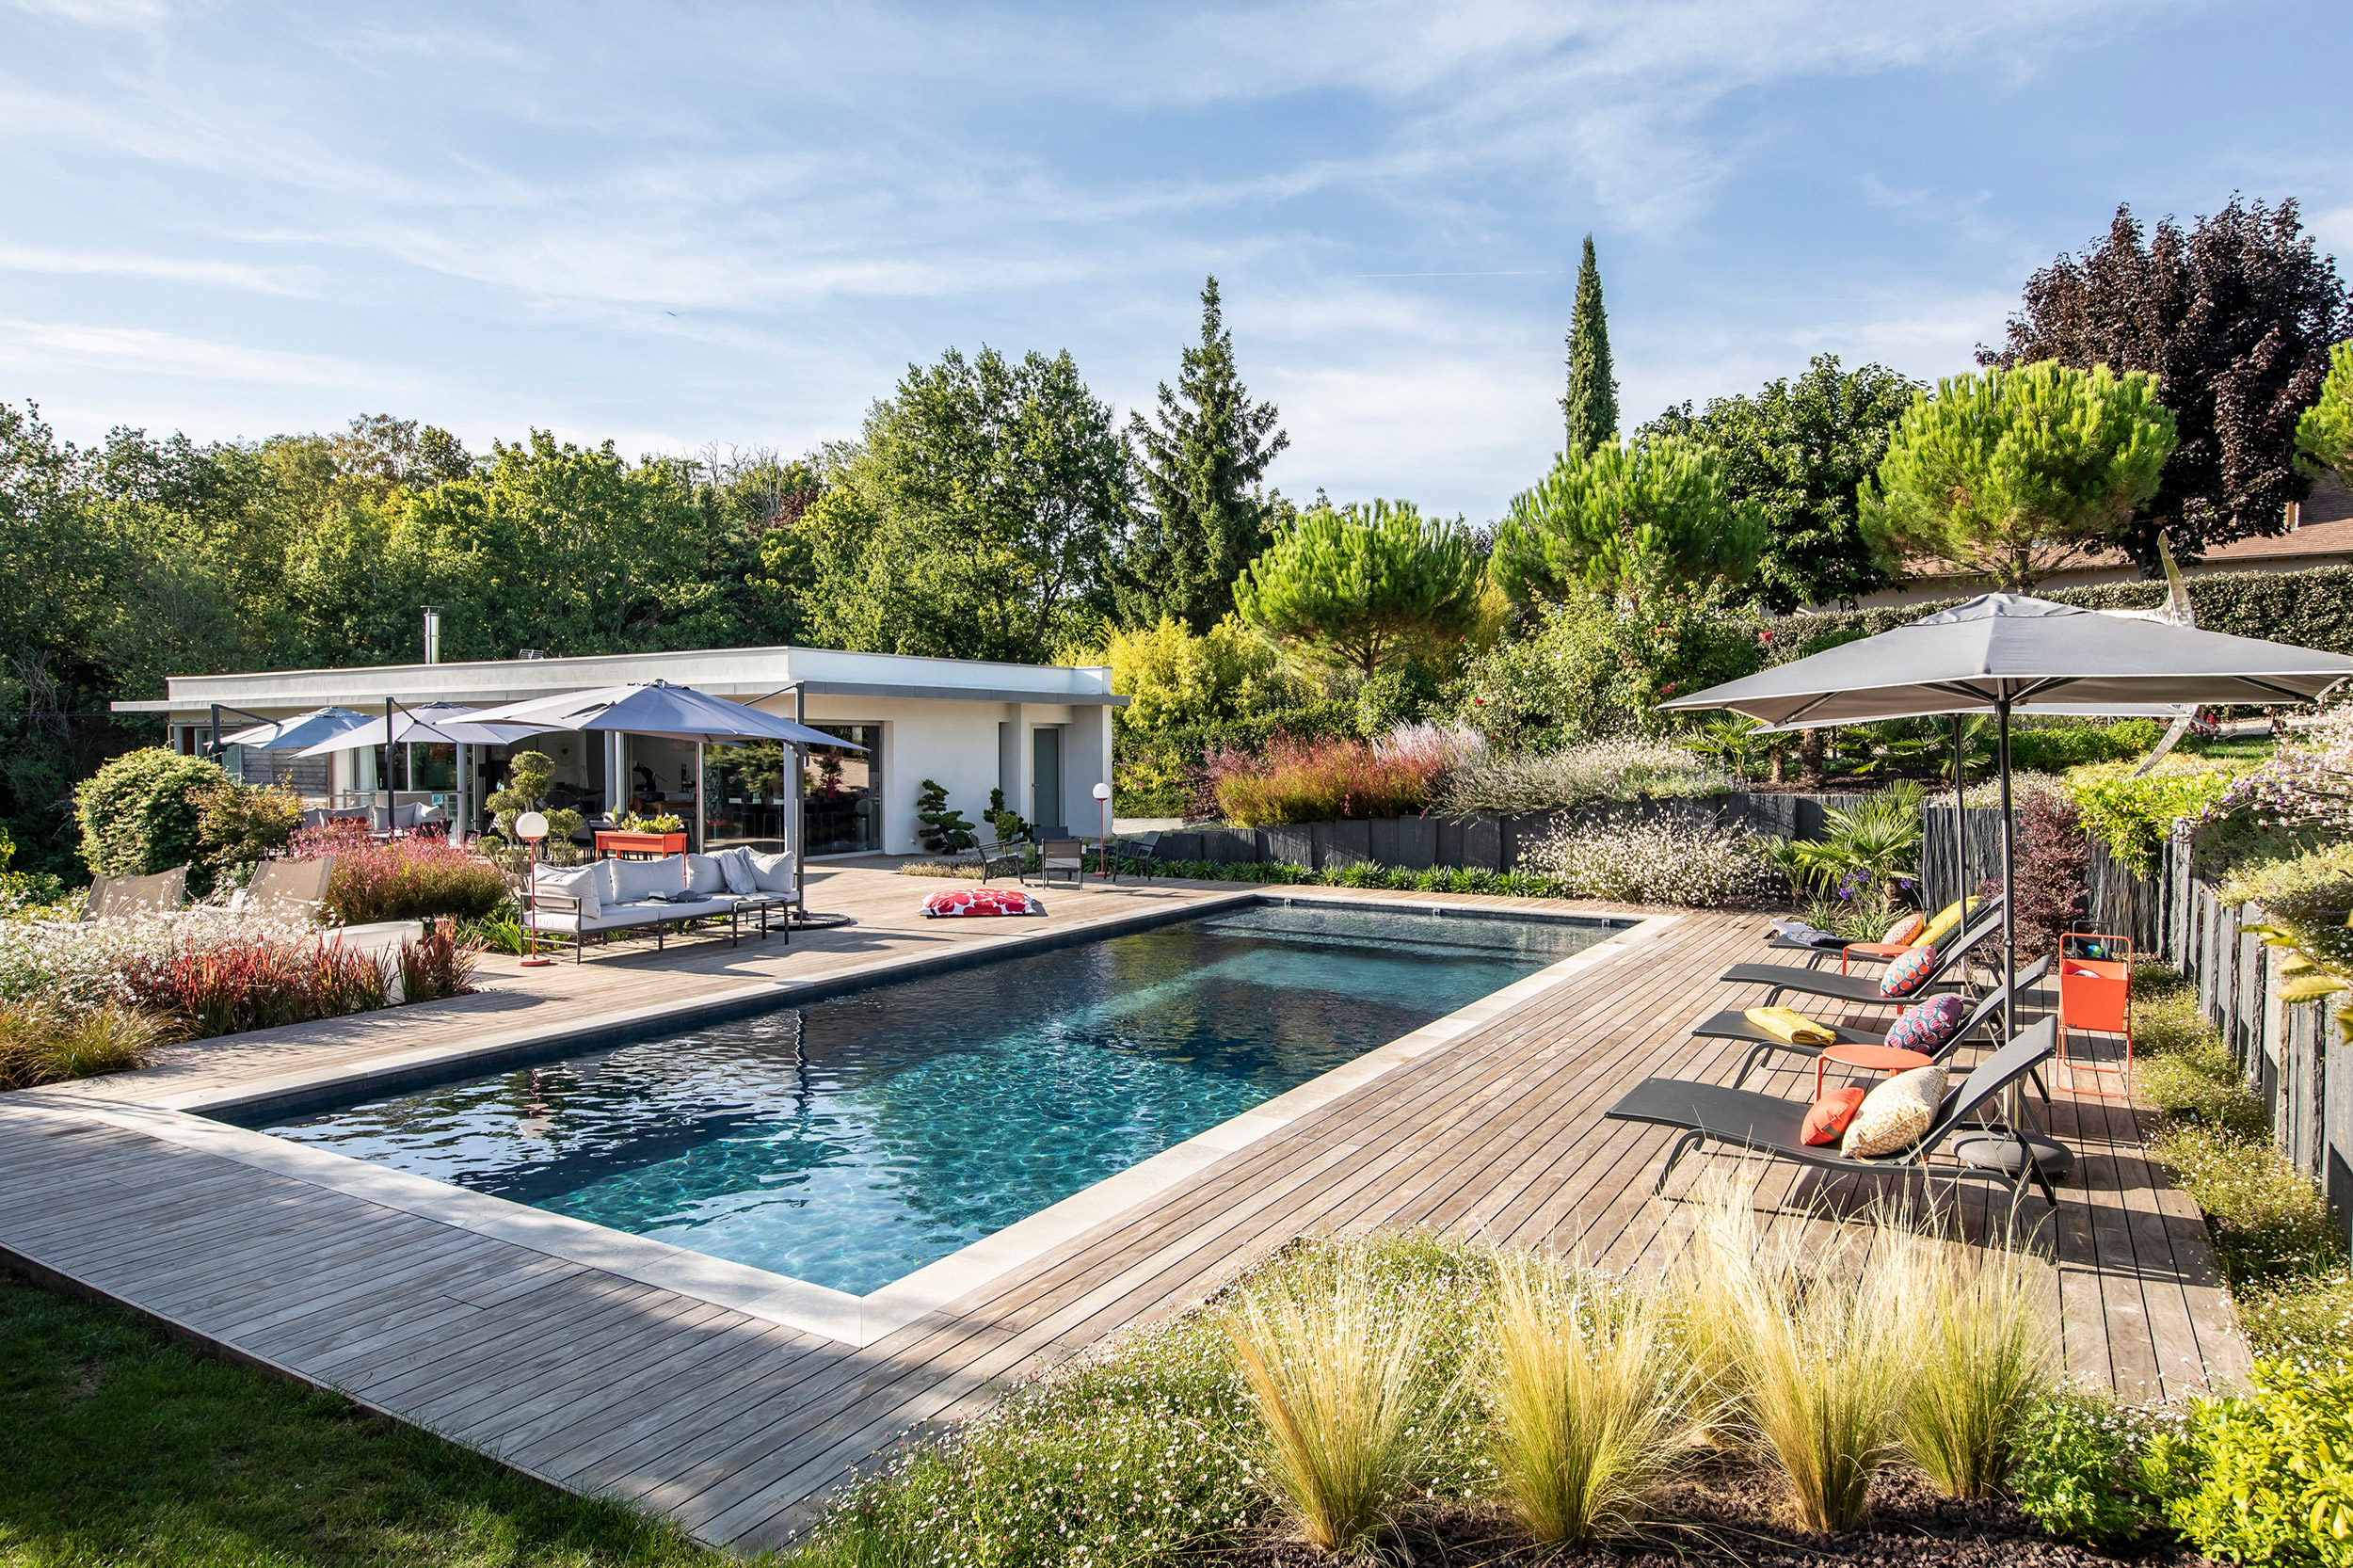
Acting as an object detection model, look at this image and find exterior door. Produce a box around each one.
[1032,727,1062,833]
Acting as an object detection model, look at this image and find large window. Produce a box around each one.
[803,724,882,856]
[703,741,788,853]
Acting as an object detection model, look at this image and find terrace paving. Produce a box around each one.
[0,863,2245,1553]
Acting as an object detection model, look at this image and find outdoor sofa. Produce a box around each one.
[527,847,796,961]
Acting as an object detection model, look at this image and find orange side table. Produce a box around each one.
[1814,1041,1932,1098]
[1837,940,1914,974]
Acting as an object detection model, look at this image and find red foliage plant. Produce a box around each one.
[1208,735,1445,827]
[1993,792,2091,960]
[289,823,509,925]
[124,935,391,1040]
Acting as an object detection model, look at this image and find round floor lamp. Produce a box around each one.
[516,810,552,968]
[1092,780,1111,878]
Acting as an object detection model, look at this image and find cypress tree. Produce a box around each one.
[1561,234,1619,456]
[1113,277,1289,632]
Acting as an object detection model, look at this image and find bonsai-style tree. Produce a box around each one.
[1233,499,1481,677]
[1490,433,1766,609]
[486,751,583,845]
[985,787,1030,845]
[1859,361,2177,592]
[916,779,976,853]
[2297,341,2353,488]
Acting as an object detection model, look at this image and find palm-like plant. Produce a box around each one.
[1781,782,1924,903]
[1686,718,1765,783]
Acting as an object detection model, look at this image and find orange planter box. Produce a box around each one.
[595,830,687,857]
[2058,931,2134,1096]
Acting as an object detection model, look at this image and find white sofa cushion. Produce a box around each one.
[713,845,758,895]
[747,848,796,894]
[533,863,600,920]
[609,855,686,904]
[684,853,725,896]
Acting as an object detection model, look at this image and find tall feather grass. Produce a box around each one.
[1487,1254,1705,1544]
[0,1000,175,1088]
[1680,1172,1922,1533]
[1224,1246,1464,1554]
[1889,1220,2054,1498]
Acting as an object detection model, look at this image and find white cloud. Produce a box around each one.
[0,319,392,389]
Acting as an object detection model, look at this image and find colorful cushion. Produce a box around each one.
[922,887,1044,918]
[1840,1064,1948,1158]
[1880,944,1939,998]
[1884,992,1969,1056]
[1881,912,1927,946]
[1916,897,1977,951]
[1801,1087,1867,1147]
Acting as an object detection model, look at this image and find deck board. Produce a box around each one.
[0,867,2249,1550]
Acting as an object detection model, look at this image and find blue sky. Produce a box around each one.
[4,0,2348,520]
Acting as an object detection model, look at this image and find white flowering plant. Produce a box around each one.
[1524,819,1780,907]
[1436,738,1734,818]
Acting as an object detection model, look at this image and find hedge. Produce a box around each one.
[1770,563,2353,662]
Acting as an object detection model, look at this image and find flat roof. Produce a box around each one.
[112,644,1126,716]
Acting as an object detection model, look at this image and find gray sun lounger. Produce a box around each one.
[1719,902,2009,1007]
[1761,897,2001,962]
[1694,955,2052,1087]
[1606,1016,2062,1211]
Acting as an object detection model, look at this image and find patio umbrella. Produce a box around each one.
[1662,592,2353,1172]
[218,706,374,751]
[463,680,859,750]
[292,701,550,755]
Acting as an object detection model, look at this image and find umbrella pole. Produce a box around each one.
[1998,698,2015,1047]
[1951,715,1966,910]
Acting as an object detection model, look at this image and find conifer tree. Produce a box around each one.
[1114,278,1289,632]
[1561,235,1619,456]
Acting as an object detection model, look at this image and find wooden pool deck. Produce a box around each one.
[0,865,2245,1554]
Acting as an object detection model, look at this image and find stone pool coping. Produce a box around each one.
[56,892,1676,1347]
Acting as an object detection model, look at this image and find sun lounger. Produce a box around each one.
[1605,1017,2062,1210]
[232,856,335,920]
[81,866,186,920]
[1693,956,2052,1087]
[1759,898,2000,965]
[1718,903,2008,1006]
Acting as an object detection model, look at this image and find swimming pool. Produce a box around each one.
[253,902,1616,1296]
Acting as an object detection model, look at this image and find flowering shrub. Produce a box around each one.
[2067,758,2241,875]
[1523,819,1778,906]
[1209,735,1445,826]
[2006,1386,2182,1546]
[123,934,392,1039]
[0,909,316,1015]
[292,823,510,925]
[1434,738,1731,817]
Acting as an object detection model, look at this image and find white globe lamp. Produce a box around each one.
[1092,781,1112,878]
[515,812,552,966]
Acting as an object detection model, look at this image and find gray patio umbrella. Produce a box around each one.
[218,706,374,751]
[292,701,550,755]
[463,680,859,750]
[1662,593,2353,1171]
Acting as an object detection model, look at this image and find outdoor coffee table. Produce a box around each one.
[1813,1041,1932,1097]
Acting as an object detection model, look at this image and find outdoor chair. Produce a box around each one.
[233,856,335,920]
[1605,1016,2062,1211]
[968,833,1025,885]
[1717,902,2009,1008]
[1112,830,1161,880]
[1038,837,1087,888]
[1692,955,2051,1087]
[80,867,186,920]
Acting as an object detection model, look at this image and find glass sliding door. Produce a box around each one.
[804,724,881,856]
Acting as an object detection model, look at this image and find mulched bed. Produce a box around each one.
[1225,1458,2201,1566]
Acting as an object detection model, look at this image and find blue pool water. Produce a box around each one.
[254,903,1613,1295]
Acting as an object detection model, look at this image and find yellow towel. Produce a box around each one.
[1745,1005,1835,1047]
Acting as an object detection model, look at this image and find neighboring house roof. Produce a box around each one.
[1892,475,2353,588]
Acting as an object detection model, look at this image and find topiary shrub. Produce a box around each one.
[73,748,228,888]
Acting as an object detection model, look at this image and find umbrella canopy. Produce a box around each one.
[218,707,374,751]
[1661,594,2353,728]
[293,702,549,757]
[462,680,865,750]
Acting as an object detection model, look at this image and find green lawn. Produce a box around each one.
[0,1276,735,1567]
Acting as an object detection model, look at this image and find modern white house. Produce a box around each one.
[111,646,1125,858]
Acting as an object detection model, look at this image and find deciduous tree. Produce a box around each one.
[1859,362,2176,592]
[1114,278,1289,632]
[2297,341,2353,488]
[1491,434,1766,607]
[1235,500,1481,677]
[1644,355,1920,611]
[1983,198,2351,571]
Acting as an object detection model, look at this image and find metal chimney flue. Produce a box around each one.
[422,606,441,664]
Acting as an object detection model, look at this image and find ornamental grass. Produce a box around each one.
[1888,1222,2053,1499]
[1223,1245,1465,1554]
[124,934,391,1039]
[0,1000,175,1089]
[1485,1253,1705,1545]
[292,822,511,925]
[1208,735,1443,827]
